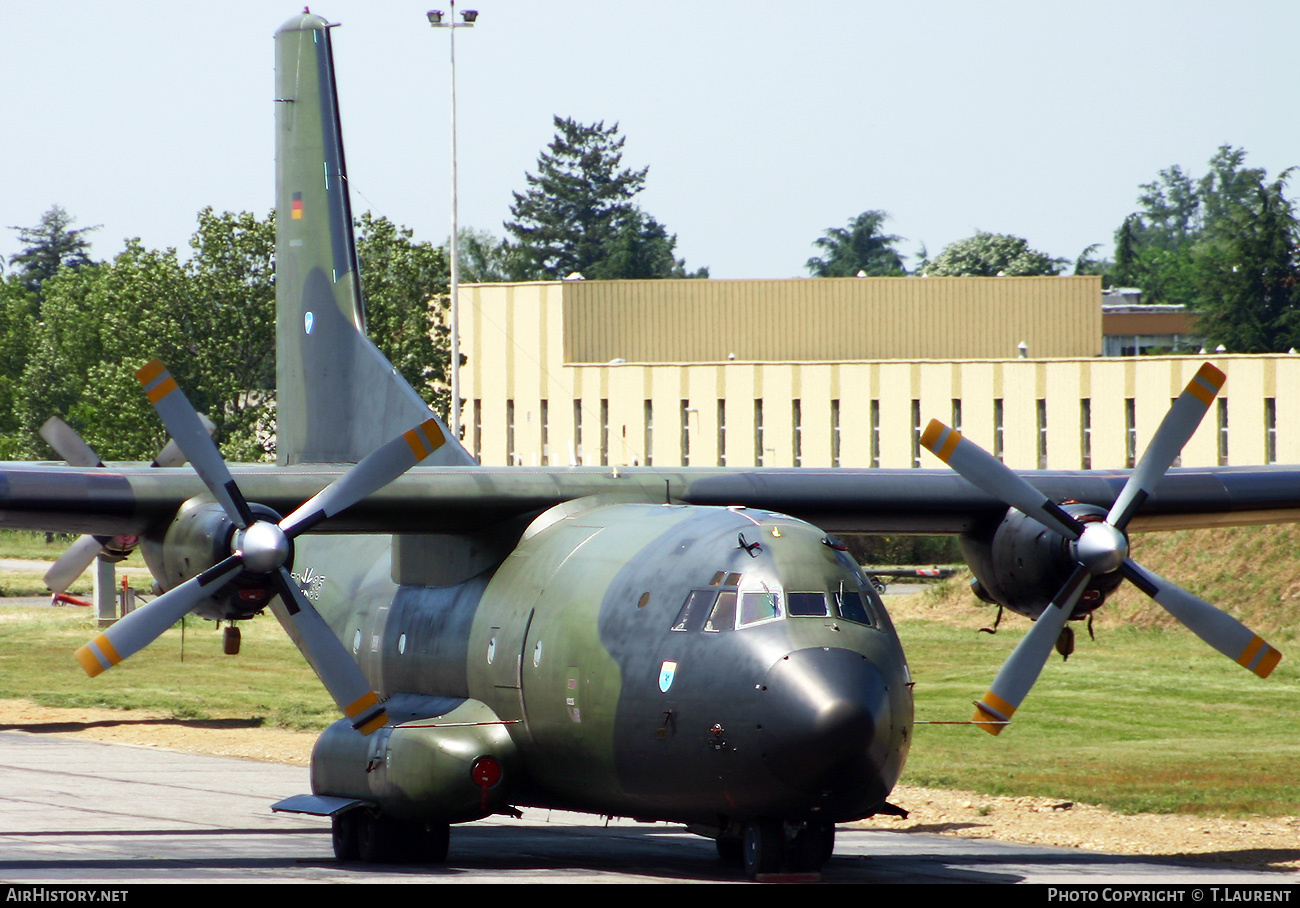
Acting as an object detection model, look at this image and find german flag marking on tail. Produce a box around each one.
[291,191,304,220]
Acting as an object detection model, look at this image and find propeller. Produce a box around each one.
[39,415,215,593]
[921,363,1282,735]
[74,359,447,736]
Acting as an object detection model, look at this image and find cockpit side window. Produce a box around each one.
[787,592,830,617]
[672,589,716,632]
[834,588,874,626]
[738,589,782,626]
[704,591,738,632]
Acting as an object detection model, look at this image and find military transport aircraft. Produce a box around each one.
[1,11,1289,880]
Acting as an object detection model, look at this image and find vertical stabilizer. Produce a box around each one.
[274,13,473,467]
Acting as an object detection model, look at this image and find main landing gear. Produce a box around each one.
[719,818,835,879]
[332,809,450,864]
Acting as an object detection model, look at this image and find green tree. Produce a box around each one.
[922,231,1065,276]
[445,227,513,283]
[1193,172,1300,352]
[1,208,455,462]
[185,208,277,461]
[19,239,196,461]
[356,212,452,416]
[0,275,37,458]
[7,205,98,298]
[1112,145,1269,306]
[586,208,707,280]
[504,116,705,280]
[806,210,906,277]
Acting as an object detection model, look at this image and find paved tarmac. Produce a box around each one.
[0,731,1294,885]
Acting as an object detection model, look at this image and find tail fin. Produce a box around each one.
[273,12,473,467]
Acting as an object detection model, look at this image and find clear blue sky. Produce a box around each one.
[3,1,1297,279]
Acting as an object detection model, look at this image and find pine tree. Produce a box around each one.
[7,205,98,297]
[504,117,704,280]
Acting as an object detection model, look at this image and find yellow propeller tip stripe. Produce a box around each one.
[1255,647,1282,679]
[919,420,947,451]
[1196,362,1226,387]
[357,711,389,736]
[74,645,105,678]
[971,692,1013,735]
[421,418,446,450]
[136,359,167,385]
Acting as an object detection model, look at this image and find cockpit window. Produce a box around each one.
[738,590,782,626]
[835,589,872,625]
[672,589,716,632]
[787,592,830,617]
[704,591,738,632]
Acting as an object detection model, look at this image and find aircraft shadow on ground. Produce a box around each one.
[0,717,263,734]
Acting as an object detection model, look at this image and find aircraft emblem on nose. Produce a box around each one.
[659,661,678,692]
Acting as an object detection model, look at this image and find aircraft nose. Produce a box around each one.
[756,647,891,794]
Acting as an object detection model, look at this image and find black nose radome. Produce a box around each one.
[756,647,890,795]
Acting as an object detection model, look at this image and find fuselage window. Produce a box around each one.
[738,589,782,627]
[672,589,716,632]
[703,591,738,632]
[861,580,888,626]
[835,589,873,626]
[787,591,830,617]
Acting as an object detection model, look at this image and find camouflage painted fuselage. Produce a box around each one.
[301,501,912,826]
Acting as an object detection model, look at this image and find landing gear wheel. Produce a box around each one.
[357,811,403,863]
[223,625,241,655]
[741,819,782,879]
[715,834,742,864]
[416,821,451,863]
[789,820,834,872]
[331,810,360,861]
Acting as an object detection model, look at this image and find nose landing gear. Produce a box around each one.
[725,818,835,879]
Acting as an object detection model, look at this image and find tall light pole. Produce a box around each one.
[427,4,477,442]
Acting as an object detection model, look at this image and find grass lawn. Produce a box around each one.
[897,616,1300,816]
[0,607,334,731]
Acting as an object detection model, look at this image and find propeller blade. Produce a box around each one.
[74,555,244,677]
[920,420,1085,540]
[1121,560,1282,678]
[1107,364,1225,529]
[39,412,213,591]
[43,535,106,593]
[136,360,253,528]
[153,413,214,468]
[279,418,445,537]
[267,568,388,735]
[971,565,1090,735]
[39,417,103,468]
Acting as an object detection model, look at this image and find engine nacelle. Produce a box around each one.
[140,496,280,622]
[959,503,1123,620]
[311,696,520,823]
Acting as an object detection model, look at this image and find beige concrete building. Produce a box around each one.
[458,277,1298,471]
